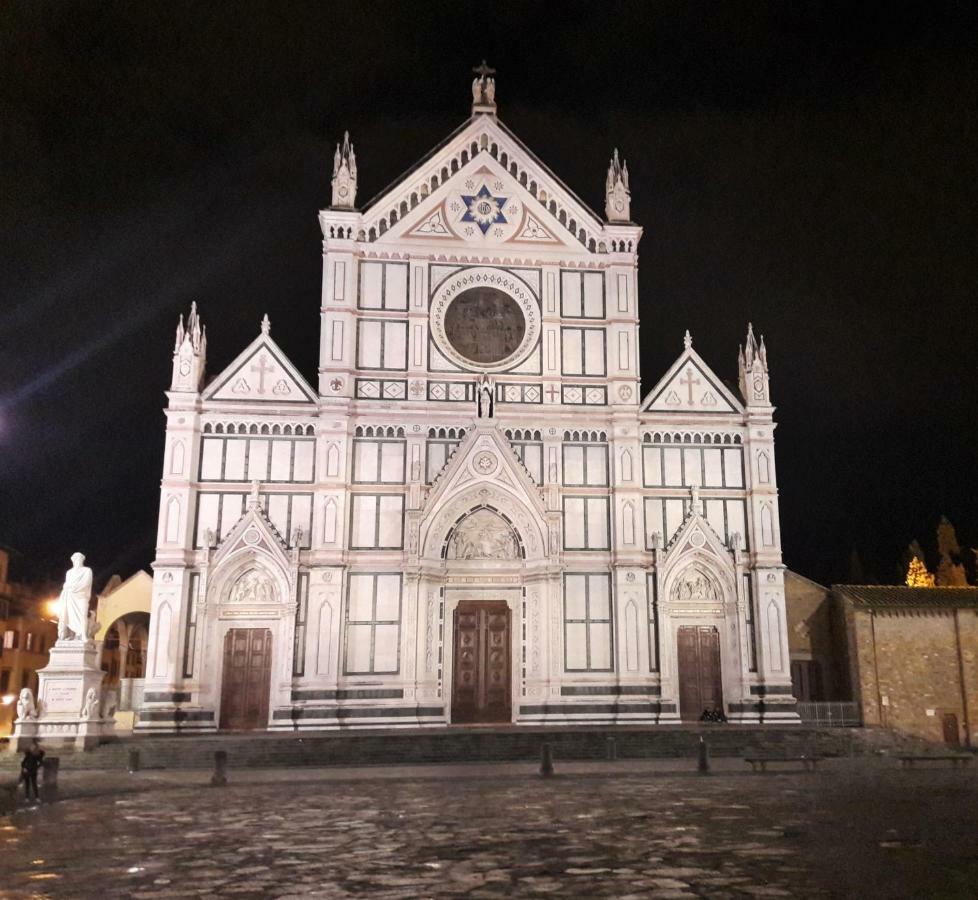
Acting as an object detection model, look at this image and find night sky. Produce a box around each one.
[2,2,976,588]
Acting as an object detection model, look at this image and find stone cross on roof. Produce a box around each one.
[473,60,496,79]
[471,60,497,115]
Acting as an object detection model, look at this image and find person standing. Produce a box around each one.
[20,740,44,804]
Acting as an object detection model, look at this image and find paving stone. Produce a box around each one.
[0,759,976,897]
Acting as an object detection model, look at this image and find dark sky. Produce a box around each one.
[1,1,976,588]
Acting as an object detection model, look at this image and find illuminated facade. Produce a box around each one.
[140,70,795,731]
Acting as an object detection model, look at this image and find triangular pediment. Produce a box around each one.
[362,117,606,255]
[422,422,546,520]
[641,345,742,414]
[204,330,316,404]
[664,502,732,559]
[212,498,292,570]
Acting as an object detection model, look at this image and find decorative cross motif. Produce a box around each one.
[679,367,700,406]
[545,385,560,402]
[250,354,274,394]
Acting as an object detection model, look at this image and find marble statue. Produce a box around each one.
[57,552,93,641]
[230,570,273,604]
[674,568,720,605]
[477,372,494,418]
[448,510,518,560]
[16,687,38,721]
[80,686,100,719]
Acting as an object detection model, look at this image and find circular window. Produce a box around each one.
[429,267,540,372]
[444,287,526,365]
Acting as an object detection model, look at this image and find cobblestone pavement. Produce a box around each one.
[2,760,977,898]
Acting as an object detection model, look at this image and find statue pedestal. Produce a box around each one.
[15,640,115,751]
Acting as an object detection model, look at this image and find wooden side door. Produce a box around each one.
[451,601,511,724]
[220,628,272,731]
[943,713,960,747]
[677,625,724,721]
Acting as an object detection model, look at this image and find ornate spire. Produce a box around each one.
[331,131,357,209]
[187,301,202,348]
[738,322,771,406]
[170,302,206,392]
[261,313,271,335]
[605,148,631,222]
[683,329,693,350]
[471,60,497,116]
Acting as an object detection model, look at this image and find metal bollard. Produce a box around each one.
[539,743,554,778]
[128,749,141,774]
[0,780,17,815]
[211,749,228,787]
[606,736,618,761]
[41,756,60,802]
[697,736,710,775]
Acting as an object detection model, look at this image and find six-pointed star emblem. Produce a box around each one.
[460,185,507,234]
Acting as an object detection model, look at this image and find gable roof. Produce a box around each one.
[641,342,743,415]
[833,585,978,610]
[358,114,617,255]
[364,115,604,225]
[203,324,316,404]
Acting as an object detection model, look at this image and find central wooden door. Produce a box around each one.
[677,626,723,721]
[451,601,511,724]
[220,628,272,731]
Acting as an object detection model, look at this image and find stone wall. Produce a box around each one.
[783,571,844,700]
[848,604,977,746]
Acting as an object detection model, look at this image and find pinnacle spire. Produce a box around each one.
[683,329,693,350]
[174,313,185,352]
[171,302,206,391]
[331,131,357,208]
[605,148,631,222]
[738,321,771,405]
[188,301,201,344]
[261,313,271,335]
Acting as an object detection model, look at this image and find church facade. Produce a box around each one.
[139,71,795,732]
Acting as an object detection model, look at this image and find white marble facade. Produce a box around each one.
[139,73,796,732]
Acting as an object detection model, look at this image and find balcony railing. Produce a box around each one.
[795,701,861,726]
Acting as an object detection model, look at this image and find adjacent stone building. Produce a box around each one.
[783,570,840,702]
[835,586,978,747]
[139,69,796,732]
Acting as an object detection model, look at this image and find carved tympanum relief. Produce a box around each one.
[671,566,720,606]
[229,569,275,604]
[447,509,519,560]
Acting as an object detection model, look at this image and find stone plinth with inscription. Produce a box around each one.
[13,641,114,751]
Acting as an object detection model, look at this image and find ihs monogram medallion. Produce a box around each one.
[460,184,507,234]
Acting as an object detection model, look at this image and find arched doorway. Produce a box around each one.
[677,625,723,720]
[668,565,727,721]
[219,627,273,731]
[443,507,523,724]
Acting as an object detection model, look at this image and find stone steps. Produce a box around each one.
[1,725,873,771]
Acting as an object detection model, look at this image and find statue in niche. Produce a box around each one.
[476,372,494,418]
[230,570,274,604]
[673,567,720,605]
[447,510,518,560]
